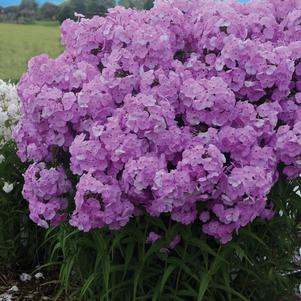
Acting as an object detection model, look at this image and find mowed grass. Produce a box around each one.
[0,23,63,83]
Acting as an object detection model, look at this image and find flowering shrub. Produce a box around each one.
[14,0,301,243]
[0,80,20,194]
[0,80,20,146]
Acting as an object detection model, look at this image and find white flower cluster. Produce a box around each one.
[0,79,20,146]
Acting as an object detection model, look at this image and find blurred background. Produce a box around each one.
[0,0,154,83]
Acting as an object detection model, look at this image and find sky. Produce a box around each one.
[0,0,64,6]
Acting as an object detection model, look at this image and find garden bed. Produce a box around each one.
[0,266,65,301]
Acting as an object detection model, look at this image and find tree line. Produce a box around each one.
[0,0,154,24]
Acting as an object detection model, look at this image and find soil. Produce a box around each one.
[0,266,66,301]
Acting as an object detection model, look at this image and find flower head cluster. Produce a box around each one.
[69,172,134,231]
[22,163,71,228]
[0,80,20,146]
[15,0,301,243]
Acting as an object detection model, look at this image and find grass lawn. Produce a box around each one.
[0,23,63,83]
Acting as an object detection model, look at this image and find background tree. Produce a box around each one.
[58,0,115,23]
[119,0,154,9]
[19,0,38,23]
[58,0,86,23]
[86,0,115,18]
[57,3,73,23]
[119,0,143,9]
[19,0,38,11]
[39,2,60,20]
[69,0,86,15]
[143,0,154,9]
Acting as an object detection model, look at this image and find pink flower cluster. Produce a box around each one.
[22,163,71,228]
[15,0,301,243]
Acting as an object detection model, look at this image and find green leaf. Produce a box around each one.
[152,265,176,301]
[197,271,210,301]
